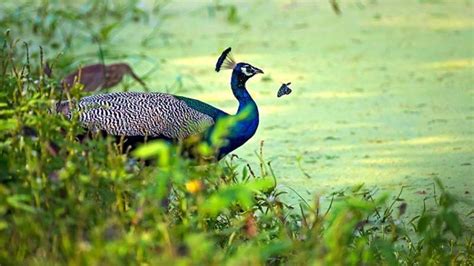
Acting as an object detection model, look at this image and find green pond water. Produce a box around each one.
[7,0,474,220]
[119,0,474,219]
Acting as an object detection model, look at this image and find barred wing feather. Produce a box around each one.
[59,92,216,139]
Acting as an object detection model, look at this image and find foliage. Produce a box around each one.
[0,38,473,266]
[0,0,167,84]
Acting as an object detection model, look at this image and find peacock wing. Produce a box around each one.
[63,92,216,139]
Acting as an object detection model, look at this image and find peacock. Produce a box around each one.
[56,48,263,160]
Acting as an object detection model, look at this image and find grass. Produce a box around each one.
[0,1,473,265]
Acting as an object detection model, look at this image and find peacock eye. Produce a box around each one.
[240,65,253,76]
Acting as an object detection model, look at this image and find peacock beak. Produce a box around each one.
[253,67,264,74]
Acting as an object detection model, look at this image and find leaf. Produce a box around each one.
[244,178,274,192]
[444,211,462,237]
[371,239,397,266]
[417,214,432,233]
[0,109,15,116]
[345,197,375,211]
[99,22,120,41]
[209,106,251,148]
[0,119,17,131]
[241,166,248,180]
[0,221,7,231]
[200,178,274,216]
[133,141,170,162]
[6,195,35,213]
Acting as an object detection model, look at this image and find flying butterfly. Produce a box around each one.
[215,47,236,72]
[277,82,292,97]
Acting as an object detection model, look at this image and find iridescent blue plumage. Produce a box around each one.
[210,62,263,159]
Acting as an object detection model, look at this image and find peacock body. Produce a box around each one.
[58,51,263,160]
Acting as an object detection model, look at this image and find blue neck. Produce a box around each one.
[231,73,255,111]
[215,72,259,159]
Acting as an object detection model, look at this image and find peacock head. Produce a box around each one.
[233,62,264,83]
[215,47,264,85]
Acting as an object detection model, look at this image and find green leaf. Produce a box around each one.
[417,214,432,233]
[0,119,16,131]
[345,197,375,211]
[133,141,169,161]
[200,178,273,216]
[444,211,462,237]
[0,220,7,230]
[371,239,397,266]
[99,22,120,41]
[6,194,35,213]
[244,177,274,192]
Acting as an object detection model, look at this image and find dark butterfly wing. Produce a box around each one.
[215,47,232,72]
[277,82,292,97]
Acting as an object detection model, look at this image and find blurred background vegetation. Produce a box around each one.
[0,0,473,264]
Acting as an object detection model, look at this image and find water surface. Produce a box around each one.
[73,0,474,217]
